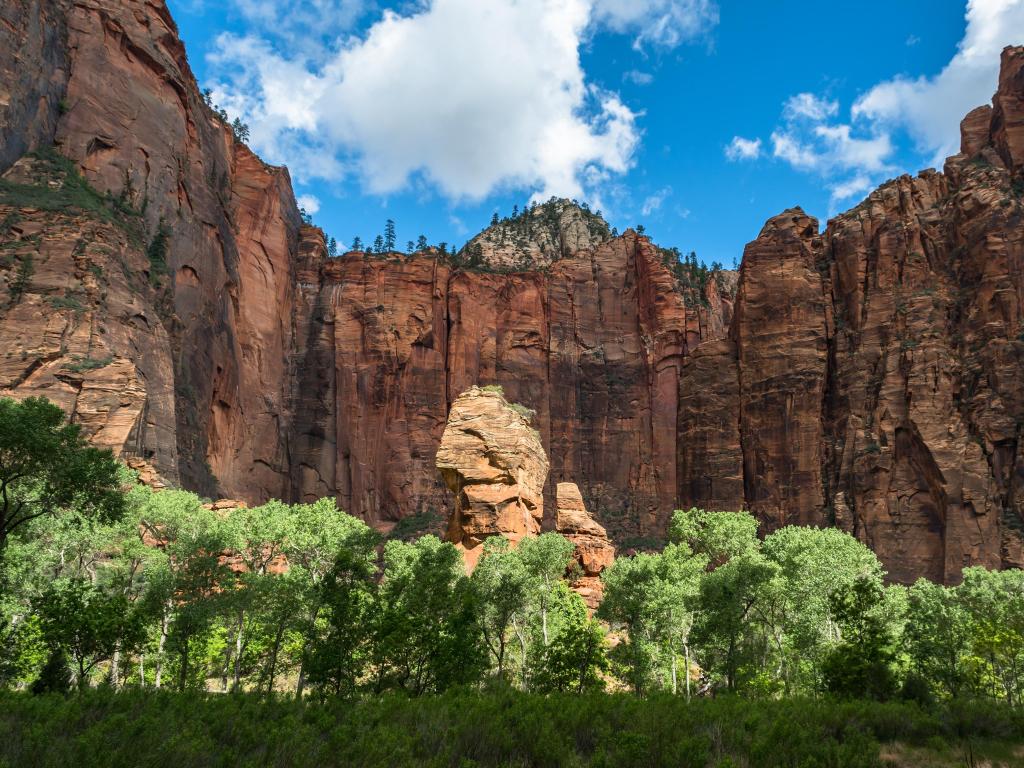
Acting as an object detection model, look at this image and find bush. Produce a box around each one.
[0,689,1020,768]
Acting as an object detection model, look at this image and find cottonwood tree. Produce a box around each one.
[368,536,484,695]
[472,537,529,680]
[0,397,125,567]
[532,583,608,693]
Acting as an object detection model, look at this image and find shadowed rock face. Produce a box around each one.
[436,386,548,569]
[555,482,616,609]
[2,1,1024,584]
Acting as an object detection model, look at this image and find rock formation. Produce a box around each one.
[555,482,616,608]
[2,0,1024,584]
[436,386,548,568]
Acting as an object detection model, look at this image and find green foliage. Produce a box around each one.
[0,147,143,240]
[1,689,1023,767]
[669,507,760,565]
[821,577,899,701]
[7,253,33,304]
[63,355,114,373]
[145,218,170,282]
[0,397,125,560]
[35,578,145,686]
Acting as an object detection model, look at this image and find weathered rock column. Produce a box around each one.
[436,386,548,568]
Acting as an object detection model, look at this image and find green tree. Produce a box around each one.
[137,490,229,690]
[217,501,295,691]
[669,507,760,566]
[303,549,374,697]
[905,579,976,699]
[472,537,529,680]
[820,576,898,701]
[416,234,429,251]
[0,397,126,566]
[516,533,575,648]
[384,219,396,251]
[351,236,363,251]
[761,525,884,692]
[368,536,484,695]
[36,578,144,688]
[958,567,1024,704]
[597,552,663,695]
[692,552,778,693]
[289,499,377,697]
[533,584,608,693]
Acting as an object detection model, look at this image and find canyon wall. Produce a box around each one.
[1,0,1023,582]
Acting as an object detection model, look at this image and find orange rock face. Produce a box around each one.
[437,386,548,568]
[555,482,616,608]
[696,48,1024,583]
[3,0,1024,585]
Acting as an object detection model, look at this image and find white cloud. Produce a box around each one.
[641,186,672,215]
[829,175,874,205]
[783,92,839,122]
[592,0,719,49]
[853,0,1024,164]
[230,0,368,51]
[208,0,721,202]
[624,69,655,85]
[725,135,762,161]
[296,194,321,214]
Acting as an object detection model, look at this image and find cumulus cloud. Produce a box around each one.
[229,0,368,50]
[296,194,321,214]
[724,136,762,161]
[853,0,1024,163]
[592,0,719,49]
[763,87,894,206]
[207,0,719,202]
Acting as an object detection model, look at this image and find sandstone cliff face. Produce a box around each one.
[0,0,303,500]
[2,0,1024,585]
[437,386,548,568]
[290,233,721,543]
[687,46,1024,583]
[555,482,616,608]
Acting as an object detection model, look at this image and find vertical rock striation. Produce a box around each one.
[1,0,1024,584]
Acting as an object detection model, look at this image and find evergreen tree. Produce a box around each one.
[384,219,396,252]
[416,235,429,252]
[372,235,385,254]
[351,236,363,252]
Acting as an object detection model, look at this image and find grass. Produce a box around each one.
[63,355,114,373]
[0,147,145,246]
[0,689,1021,768]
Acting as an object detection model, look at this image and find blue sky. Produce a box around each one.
[167,0,1022,266]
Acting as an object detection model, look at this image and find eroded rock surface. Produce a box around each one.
[437,386,548,567]
[555,482,616,608]
[2,0,1024,585]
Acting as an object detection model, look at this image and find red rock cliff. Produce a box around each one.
[2,1,1024,583]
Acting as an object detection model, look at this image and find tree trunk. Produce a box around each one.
[671,651,678,695]
[155,601,171,689]
[685,645,691,700]
[231,610,245,691]
[139,652,145,688]
[267,623,286,695]
[110,645,121,689]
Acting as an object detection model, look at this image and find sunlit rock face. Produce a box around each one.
[436,386,548,569]
[2,1,1024,584]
